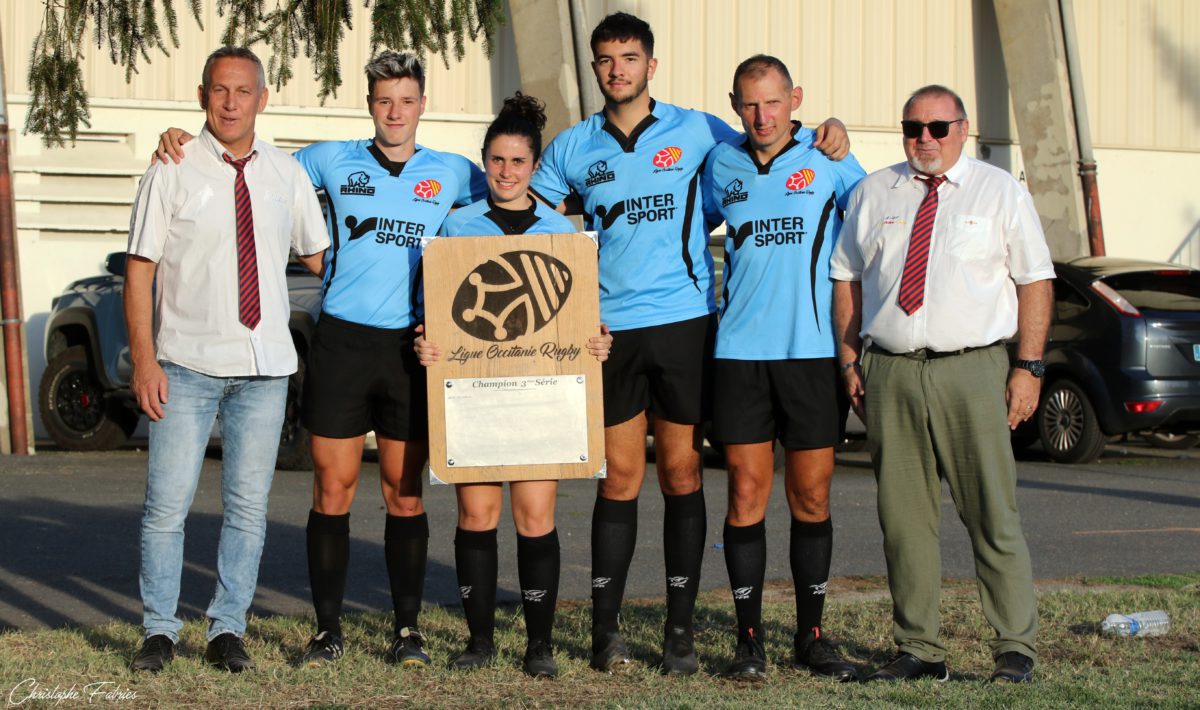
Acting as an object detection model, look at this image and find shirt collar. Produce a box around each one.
[893,155,971,189]
[198,124,261,164]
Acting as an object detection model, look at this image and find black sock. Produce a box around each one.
[307,510,350,636]
[517,529,560,644]
[663,489,706,630]
[453,527,498,642]
[790,517,833,634]
[724,519,766,639]
[590,496,637,634]
[385,513,428,635]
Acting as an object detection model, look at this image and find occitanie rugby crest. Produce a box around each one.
[414,179,442,199]
[451,251,573,342]
[786,168,816,191]
[652,146,683,168]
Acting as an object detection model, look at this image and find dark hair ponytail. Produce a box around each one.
[482,92,548,162]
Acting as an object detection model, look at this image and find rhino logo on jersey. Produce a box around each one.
[452,251,573,342]
[585,159,616,187]
[340,171,376,196]
[722,178,749,207]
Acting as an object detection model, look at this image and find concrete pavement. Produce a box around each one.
[0,442,1196,631]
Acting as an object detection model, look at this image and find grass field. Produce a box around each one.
[2,574,1196,709]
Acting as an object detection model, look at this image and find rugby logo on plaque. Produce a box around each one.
[451,251,573,342]
[422,233,605,484]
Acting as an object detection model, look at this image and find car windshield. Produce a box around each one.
[1101,271,1200,312]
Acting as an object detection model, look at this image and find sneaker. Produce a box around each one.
[205,632,255,673]
[989,651,1034,683]
[387,627,431,667]
[451,637,496,670]
[723,628,767,682]
[865,652,949,682]
[590,628,631,672]
[130,635,174,673]
[522,638,558,679]
[301,630,345,666]
[660,625,699,676]
[793,628,858,682]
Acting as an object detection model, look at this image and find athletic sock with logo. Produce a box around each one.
[454,527,498,642]
[590,496,638,634]
[791,517,833,633]
[724,519,766,638]
[306,510,350,636]
[663,489,706,630]
[517,529,560,643]
[385,513,429,635]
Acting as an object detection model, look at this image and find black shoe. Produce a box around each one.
[387,627,431,667]
[590,628,631,672]
[451,637,496,670]
[130,635,174,673]
[523,638,558,679]
[723,628,767,682]
[661,625,699,676]
[301,631,344,666]
[205,632,255,673]
[865,652,948,682]
[990,652,1034,683]
[793,629,858,682]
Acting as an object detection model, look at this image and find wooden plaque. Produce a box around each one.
[422,233,605,483]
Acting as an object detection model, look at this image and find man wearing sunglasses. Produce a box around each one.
[830,85,1053,683]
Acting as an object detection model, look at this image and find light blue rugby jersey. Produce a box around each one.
[702,123,866,360]
[295,140,487,328]
[441,196,576,236]
[531,100,739,331]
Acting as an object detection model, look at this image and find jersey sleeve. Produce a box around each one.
[292,141,341,190]
[832,153,868,211]
[287,158,332,256]
[829,184,867,281]
[530,132,572,207]
[700,149,726,229]
[126,162,173,262]
[703,112,740,145]
[448,155,488,206]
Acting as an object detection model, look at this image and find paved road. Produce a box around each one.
[0,442,1196,630]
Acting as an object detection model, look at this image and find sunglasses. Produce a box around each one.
[900,119,965,139]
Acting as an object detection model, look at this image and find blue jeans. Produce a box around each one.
[139,362,288,642]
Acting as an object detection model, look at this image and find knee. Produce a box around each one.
[726,478,767,526]
[388,496,424,517]
[657,455,701,495]
[787,487,830,520]
[513,509,555,537]
[458,507,499,531]
[313,478,354,514]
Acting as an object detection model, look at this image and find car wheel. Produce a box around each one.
[275,356,312,471]
[1036,379,1107,464]
[38,346,137,450]
[1140,431,1200,450]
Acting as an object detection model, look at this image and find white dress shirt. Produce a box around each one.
[127,126,330,377]
[830,157,1054,354]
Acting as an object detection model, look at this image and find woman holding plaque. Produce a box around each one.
[415,93,612,679]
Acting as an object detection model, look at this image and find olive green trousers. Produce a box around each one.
[862,344,1037,663]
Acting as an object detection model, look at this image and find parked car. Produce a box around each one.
[39,252,322,469]
[1017,257,1200,463]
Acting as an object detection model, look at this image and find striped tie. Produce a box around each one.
[224,152,260,330]
[896,175,947,315]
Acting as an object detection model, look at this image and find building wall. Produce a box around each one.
[2,0,1196,439]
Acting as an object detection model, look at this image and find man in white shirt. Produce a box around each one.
[831,84,1052,684]
[125,47,328,674]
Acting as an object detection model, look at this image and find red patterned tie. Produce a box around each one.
[897,175,947,315]
[224,153,260,330]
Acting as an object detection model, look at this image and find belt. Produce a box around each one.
[868,342,1000,361]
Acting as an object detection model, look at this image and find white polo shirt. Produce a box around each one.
[830,156,1054,354]
[127,126,330,377]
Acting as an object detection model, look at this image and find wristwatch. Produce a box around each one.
[1013,359,1045,378]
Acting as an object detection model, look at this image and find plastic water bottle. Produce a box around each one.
[1101,610,1170,637]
